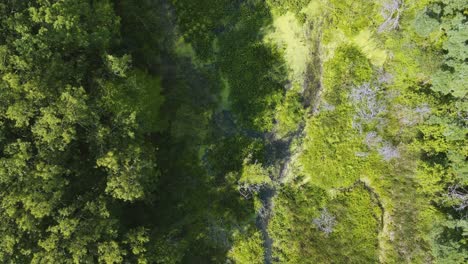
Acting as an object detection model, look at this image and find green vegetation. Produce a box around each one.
[275,86,304,137]
[228,231,264,264]
[270,183,382,263]
[0,0,466,263]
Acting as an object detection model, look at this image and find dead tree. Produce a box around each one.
[313,208,336,236]
[238,182,263,199]
[399,104,431,126]
[350,83,387,133]
[365,131,383,148]
[378,143,399,161]
[378,0,404,33]
[447,185,468,213]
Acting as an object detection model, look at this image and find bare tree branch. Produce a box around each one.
[378,0,404,33]
[447,185,468,212]
[313,208,336,236]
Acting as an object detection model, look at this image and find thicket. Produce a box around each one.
[410,1,467,262]
[267,0,466,263]
[0,1,165,262]
[0,0,257,262]
[0,0,465,263]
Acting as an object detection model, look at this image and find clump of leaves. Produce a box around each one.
[238,158,272,199]
[275,85,305,137]
[228,231,264,264]
[413,1,468,98]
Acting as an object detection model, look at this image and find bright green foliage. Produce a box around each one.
[0,0,466,263]
[98,241,125,264]
[97,146,158,201]
[300,108,363,188]
[268,184,328,263]
[352,30,388,66]
[270,183,381,263]
[323,45,373,104]
[275,86,305,137]
[265,12,309,83]
[327,0,379,36]
[299,45,374,188]
[239,162,272,186]
[106,54,132,77]
[321,185,381,263]
[228,231,264,264]
[31,86,90,152]
[123,228,150,263]
[266,0,311,15]
[31,198,121,263]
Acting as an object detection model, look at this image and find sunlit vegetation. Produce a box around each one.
[0,0,465,263]
[270,183,382,263]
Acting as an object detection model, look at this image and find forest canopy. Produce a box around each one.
[0,0,466,263]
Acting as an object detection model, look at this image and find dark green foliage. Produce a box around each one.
[0,0,466,263]
[217,3,286,131]
[0,0,164,262]
[170,0,234,59]
[411,1,468,262]
[206,136,265,177]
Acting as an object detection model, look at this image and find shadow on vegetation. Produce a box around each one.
[116,0,286,262]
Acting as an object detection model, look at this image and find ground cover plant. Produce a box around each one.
[0,0,466,263]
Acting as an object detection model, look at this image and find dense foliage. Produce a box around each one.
[0,0,466,263]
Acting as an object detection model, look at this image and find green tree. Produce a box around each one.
[0,0,164,262]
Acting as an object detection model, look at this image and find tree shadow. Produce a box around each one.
[117,0,286,262]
